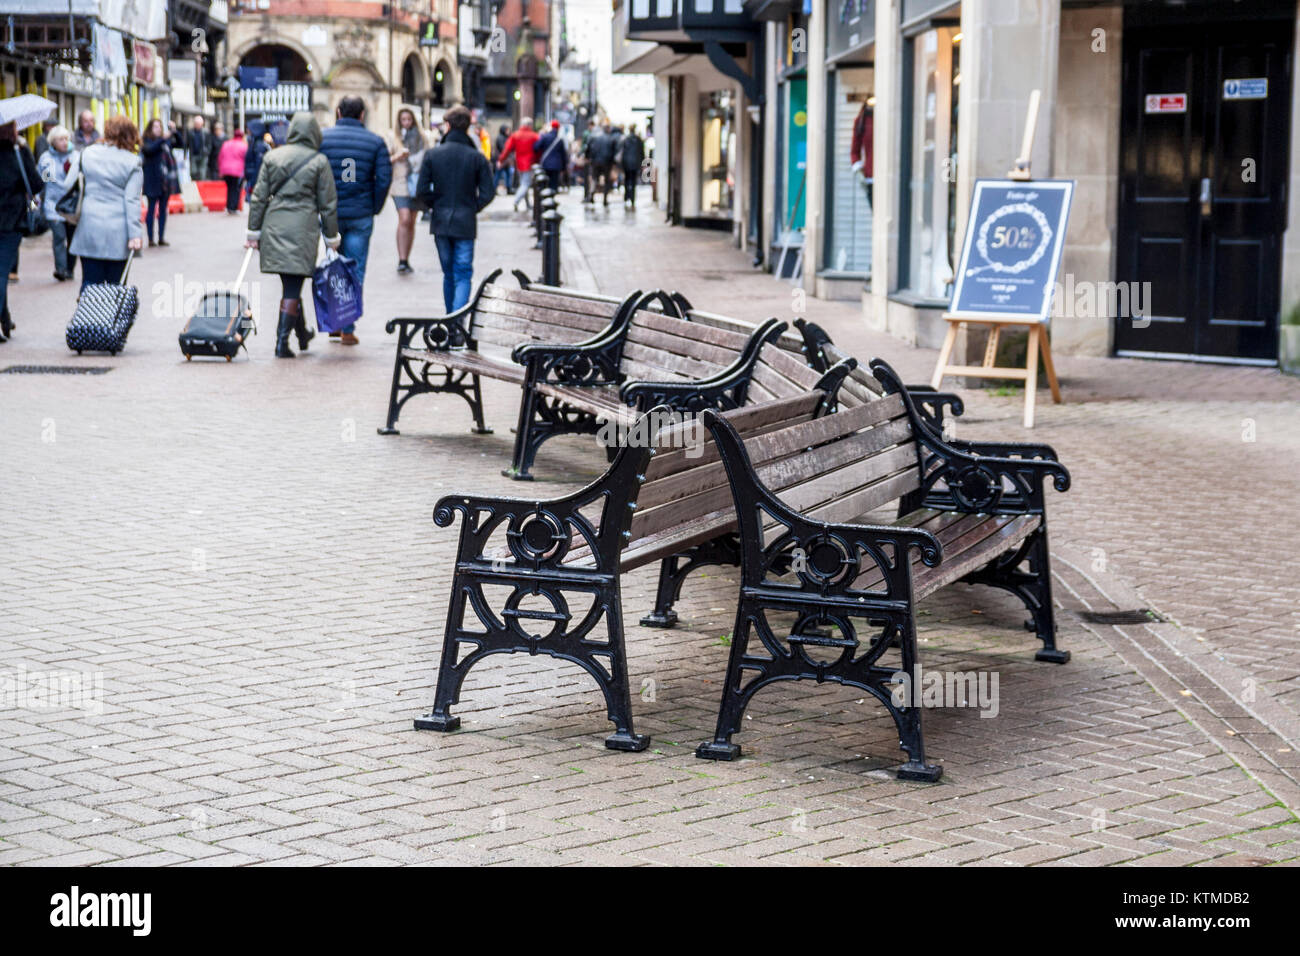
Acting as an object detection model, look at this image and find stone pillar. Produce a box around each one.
[869,0,901,332]
[802,3,828,295]
[760,21,780,267]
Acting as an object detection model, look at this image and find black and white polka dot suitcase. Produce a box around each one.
[66,250,138,356]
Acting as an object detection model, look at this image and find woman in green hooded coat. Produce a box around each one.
[245,112,342,358]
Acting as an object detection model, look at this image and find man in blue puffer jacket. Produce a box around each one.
[319,96,392,344]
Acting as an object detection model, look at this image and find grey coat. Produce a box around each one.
[65,143,143,260]
[246,113,339,277]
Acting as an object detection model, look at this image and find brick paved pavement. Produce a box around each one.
[0,191,1295,865]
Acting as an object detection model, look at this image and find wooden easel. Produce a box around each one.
[930,90,1063,428]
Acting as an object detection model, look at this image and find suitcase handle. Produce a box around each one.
[119,248,135,285]
[232,246,255,293]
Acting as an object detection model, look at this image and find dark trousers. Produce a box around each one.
[145,195,167,242]
[224,176,242,212]
[622,169,637,206]
[279,274,306,301]
[80,256,128,292]
[0,231,20,326]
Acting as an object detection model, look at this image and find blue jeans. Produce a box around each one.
[48,218,75,276]
[337,216,374,333]
[434,235,475,313]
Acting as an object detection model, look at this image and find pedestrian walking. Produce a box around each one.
[413,104,493,313]
[245,112,341,359]
[186,116,211,182]
[73,110,99,151]
[0,119,42,341]
[206,121,227,182]
[584,124,617,206]
[493,123,514,194]
[619,124,645,209]
[63,115,144,292]
[34,117,55,160]
[386,105,429,276]
[498,117,540,212]
[140,118,176,247]
[535,120,568,186]
[244,124,271,202]
[37,125,76,281]
[218,129,247,213]
[319,95,392,345]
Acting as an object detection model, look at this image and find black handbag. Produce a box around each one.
[14,144,47,237]
[162,147,180,196]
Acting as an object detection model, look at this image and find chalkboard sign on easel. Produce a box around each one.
[929,92,1074,428]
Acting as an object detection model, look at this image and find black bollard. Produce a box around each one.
[532,171,549,244]
[541,209,563,286]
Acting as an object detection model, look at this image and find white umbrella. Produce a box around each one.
[0,94,58,131]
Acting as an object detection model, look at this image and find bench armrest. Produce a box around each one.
[698,408,942,603]
[384,314,474,350]
[434,413,663,572]
[944,439,1060,462]
[513,334,626,387]
[620,319,787,411]
[870,358,1070,515]
[384,268,502,345]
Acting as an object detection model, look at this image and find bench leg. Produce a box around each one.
[504,387,600,481]
[416,570,650,751]
[963,524,1069,664]
[377,348,426,436]
[696,604,942,780]
[640,534,741,628]
[468,374,493,434]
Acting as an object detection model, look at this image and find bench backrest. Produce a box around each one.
[619,310,756,384]
[465,282,629,354]
[621,386,923,569]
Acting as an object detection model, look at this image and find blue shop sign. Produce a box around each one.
[948,179,1074,323]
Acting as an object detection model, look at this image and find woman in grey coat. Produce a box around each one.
[245,112,341,358]
[64,115,144,290]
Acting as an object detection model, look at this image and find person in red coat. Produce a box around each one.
[498,118,540,212]
[850,103,873,205]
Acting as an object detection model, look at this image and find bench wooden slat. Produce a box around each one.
[474,297,616,332]
[644,392,824,481]
[629,310,753,351]
[399,347,528,384]
[624,322,749,369]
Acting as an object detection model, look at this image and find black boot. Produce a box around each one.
[293,304,314,351]
[275,299,297,358]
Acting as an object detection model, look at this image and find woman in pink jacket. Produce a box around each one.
[217,130,248,214]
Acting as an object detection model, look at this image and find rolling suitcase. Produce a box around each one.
[66,250,139,355]
[179,247,258,362]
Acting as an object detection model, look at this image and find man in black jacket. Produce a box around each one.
[619,125,645,209]
[415,105,494,312]
[585,124,618,207]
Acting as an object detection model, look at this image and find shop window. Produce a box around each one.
[824,68,873,275]
[700,90,735,218]
[900,24,961,299]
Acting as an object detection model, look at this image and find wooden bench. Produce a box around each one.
[377,270,677,435]
[414,379,852,752]
[690,358,1070,778]
[504,307,838,480]
[415,358,1070,779]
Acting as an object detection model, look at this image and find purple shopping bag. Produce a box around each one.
[312,251,364,333]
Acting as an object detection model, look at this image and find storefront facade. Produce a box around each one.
[615,0,764,244]
[857,0,1300,365]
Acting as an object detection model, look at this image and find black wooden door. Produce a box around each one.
[1116,16,1292,362]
